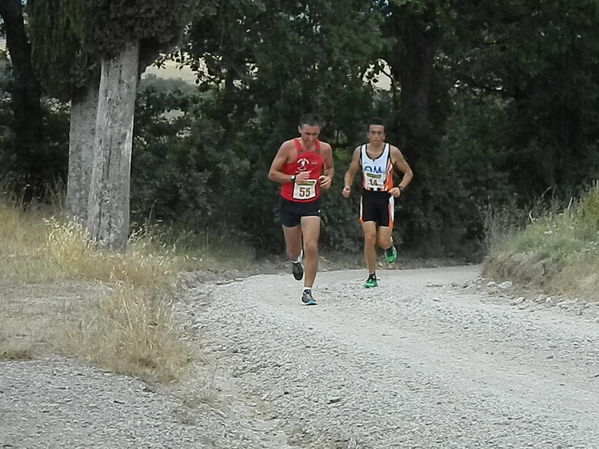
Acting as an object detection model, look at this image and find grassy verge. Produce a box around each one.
[0,198,253,382]
[484,184,599,300]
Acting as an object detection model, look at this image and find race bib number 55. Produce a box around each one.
[293,179,317,200]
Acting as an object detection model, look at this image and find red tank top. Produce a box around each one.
[280,138,324,203]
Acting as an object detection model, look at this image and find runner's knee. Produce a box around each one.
[377,236,392,249]
[303,240,318,258]
[364,232,376,246]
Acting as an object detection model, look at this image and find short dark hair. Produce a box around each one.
[299,113,323,128]
[367,117,386,131]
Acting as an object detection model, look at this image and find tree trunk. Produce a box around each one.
[66,81,99,224]
[0,0,43,182]
[392,19,442,150]
[87,41,139,252]
[385,10,446,257]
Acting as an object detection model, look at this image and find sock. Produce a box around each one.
[368,273,376,279]
[303,287,312,293]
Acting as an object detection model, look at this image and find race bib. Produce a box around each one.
[365,172,385,189]
[293,179,317,200]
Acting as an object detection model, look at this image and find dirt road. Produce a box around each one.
[190,265,599,448]
[2,265,599,448]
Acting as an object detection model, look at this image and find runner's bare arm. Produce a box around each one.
[388,146,413,198]
[342,147,361,198]
[319,143,334,189]
[268,141,295,184]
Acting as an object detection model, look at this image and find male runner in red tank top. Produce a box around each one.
[268,113,334,305]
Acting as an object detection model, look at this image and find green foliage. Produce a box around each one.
[485,184,599,298]
[450,0,599,197]
[320,148,363,253]
[7,0,599,259]
[28,0,97,101]
[130,76,367,254]
[0,58,15,170]
[375,0,599,257]
[133,0,599,258]
[67,0,192,59]
[131,79,261,242]
[181,0,384,146]
[0,58,69,188]
[573,183,599,239]
[157,0,389,252]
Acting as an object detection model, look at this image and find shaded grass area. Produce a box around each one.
[0,198,253,383]
[484,184,599,300]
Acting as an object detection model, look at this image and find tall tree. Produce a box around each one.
[0,0,43,184]
[28,0,99,224]
[451,0,599,196]
[373,0,454,254]
[67,0,191,251]
[178,0,384,247]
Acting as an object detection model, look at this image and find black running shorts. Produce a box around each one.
[279,197,321,227]
[359,189,395,227]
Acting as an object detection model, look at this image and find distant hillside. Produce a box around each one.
[142,59,197,84]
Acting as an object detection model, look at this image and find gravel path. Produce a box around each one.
[186,265,599,448]
[2,265,599,448]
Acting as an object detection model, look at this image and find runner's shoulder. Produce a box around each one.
[281,138,297,149]
[319,140,333,153]
[277,139,297,157]
[389,144,405,158]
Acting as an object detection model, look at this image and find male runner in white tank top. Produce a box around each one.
[341,118,413,288]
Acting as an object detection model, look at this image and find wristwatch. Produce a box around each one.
[398,185,405,192]
[290,175,296,183]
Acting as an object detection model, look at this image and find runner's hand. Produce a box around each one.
[389,187,402,198]
[296,171,311,182]
[319,175,332,189]
[341,186,351,198]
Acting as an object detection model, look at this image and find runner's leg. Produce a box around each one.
[283,225,302,261]
[300,215,321,288]
[361,221,378,275]
[376,226,393,250]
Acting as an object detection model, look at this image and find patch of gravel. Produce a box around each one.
[1,357,212,448]
[176,265,599,448]
[3,264,599,448]
[0,355,298,449]
[460,275,599,322]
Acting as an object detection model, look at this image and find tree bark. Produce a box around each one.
[390,18,442,149]
[66,81,99,225]
[87,41,139,252]
[385,9,446,257]
[0,0,43,181]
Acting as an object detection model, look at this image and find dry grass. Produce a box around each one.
[59,285,190,383]
[484,184,599,300]
[0,204,182,286]
[0,199,192,383]
[0,320,34,360]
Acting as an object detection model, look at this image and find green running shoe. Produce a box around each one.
[363,276,378,288]
[384,245,397,263]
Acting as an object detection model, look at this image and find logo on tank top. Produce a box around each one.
[364,165,383,174]
[297,157,310,171]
